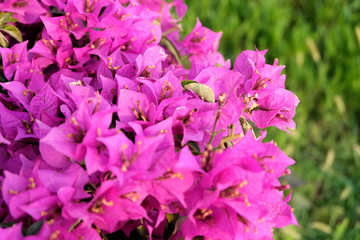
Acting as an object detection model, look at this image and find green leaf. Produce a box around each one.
[0,31,9,47]
[180,80,197,88]
[0,12,18,26]
[187,141,201,155]
[1,24,23,43]
[180,54,191,69]
[0,69,8,82]
[0,221,16,228]
[184,82,215,102]
[160,36,183,66]
[334,218,350,240]
[26,220,43,236]
[49,8,65,15]
[136,225,148,239]
[92,27,106,31]
[166,213,177,222]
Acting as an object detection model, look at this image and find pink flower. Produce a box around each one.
[250,88,300,132]
[0,1,299,239]
[182,18,222,55]
[0,222,23,239]
[0,41,30,80]
[0,0,47,24]
[39,95,114,168]
[64,180,147,232]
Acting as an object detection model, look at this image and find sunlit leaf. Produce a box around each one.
[1,24,23,43]
[334,218,350,240]
[0,12,18,26]
[180,80,197,88]
[240,116,255,137]
[0,31,9,47]
[184,82,215,102]
[160,36,183,66]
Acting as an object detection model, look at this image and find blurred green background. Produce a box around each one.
[183,0,360,239]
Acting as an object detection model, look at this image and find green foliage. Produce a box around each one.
[180,80,198,87]
[0,221,16,228]
[184,82,215,102]
[25,220,43,236]
[183,0,360,239]
[0,12,23,47]
[160,36,182,64]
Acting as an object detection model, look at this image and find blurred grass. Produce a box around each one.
[183,0,360,239]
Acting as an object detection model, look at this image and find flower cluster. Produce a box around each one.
[0,0,299,239]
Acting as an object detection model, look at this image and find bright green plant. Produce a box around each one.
[0,12,22,47]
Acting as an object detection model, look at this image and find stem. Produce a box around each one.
[208,112,220,145]
[162,24,183,37]
[68,218,82,232]
[160,36,183,65]
[87,182,97,191]
[240,116,256,137]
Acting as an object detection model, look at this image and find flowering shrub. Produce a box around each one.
[0,0,299,239]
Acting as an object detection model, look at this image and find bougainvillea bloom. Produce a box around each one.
[0,0,299,239]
